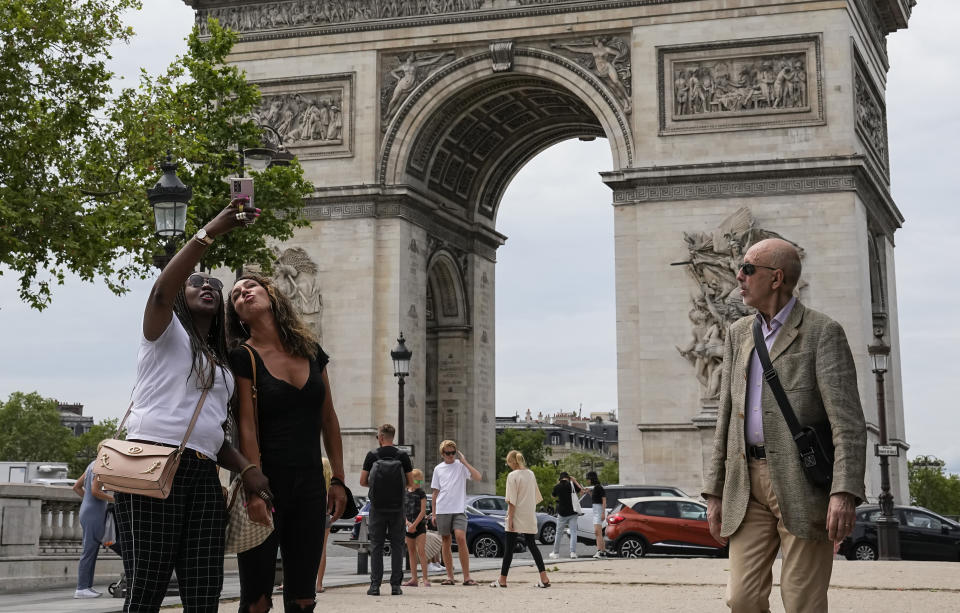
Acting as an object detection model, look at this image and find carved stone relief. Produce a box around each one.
[193,1,682,37]
[853,50,889,179]
[674,207,804,405]
[550,36,632,114]
[273,246,324,342]
[658,35,824,135]
[252,74,354,159]
[380,51,457,128]
[490,41,514,73]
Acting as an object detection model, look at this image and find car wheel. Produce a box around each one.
[539,522,556,545]
[383,542,391,557]
[617,535,648,558]
[471,534,502,558]
[853,541,877,561]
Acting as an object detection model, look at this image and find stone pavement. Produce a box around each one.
[3,556,957,612]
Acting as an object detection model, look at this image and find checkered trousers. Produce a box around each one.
[114,451,226,612]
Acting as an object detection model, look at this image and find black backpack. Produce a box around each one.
[368,448,406,511]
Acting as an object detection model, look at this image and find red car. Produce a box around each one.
[604,496,727,557]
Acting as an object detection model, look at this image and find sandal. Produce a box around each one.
[462,579,479,586]
[488,580,507,588]
[315,587,326,593]
[403,579,419,587]
[421,580,431,587]
[534,581,551,588]
[440,578,456,586]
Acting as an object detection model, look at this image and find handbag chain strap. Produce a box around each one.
[751,318,804,439]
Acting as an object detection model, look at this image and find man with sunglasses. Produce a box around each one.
[702,238,866,613]
[431,440,482,586]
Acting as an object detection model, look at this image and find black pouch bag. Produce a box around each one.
[752,319,834,488]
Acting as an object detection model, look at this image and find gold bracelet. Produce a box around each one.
[239,463,257,479]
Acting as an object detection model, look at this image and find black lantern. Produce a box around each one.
[146,153,192,270]
[391,333,413,377]
[868,340,890,374]
[242,125,288,172]
[147,153,191,239]
[391,333,413,444]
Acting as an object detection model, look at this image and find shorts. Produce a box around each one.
[592,503,604,525]
[435,512,467,536]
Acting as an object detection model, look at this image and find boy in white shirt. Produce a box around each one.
[430,439,482,585]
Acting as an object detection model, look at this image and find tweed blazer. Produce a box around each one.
[702,301,867,541]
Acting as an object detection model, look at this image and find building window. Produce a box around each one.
[550,433,561,445]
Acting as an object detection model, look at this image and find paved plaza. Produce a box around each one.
[2,552,956,612]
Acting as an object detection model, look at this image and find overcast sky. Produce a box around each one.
[2,1,957,473]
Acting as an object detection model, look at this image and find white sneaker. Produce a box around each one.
[569,552,578,559]
[428,563,444,572]
[592,551,604,559]
[547,552,559,560]
[74,588,101,599]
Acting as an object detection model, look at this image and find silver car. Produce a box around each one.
[465,494,557,545]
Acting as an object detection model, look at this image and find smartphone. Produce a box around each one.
[229,177,254,209]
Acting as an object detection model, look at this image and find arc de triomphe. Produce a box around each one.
[187,0,913,500]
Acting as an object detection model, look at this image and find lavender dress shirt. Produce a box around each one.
[745,296,797,447]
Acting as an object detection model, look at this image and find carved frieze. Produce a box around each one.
[658,34,824,135]
[853,50,889,180]
[674,207,804,405]
[380,51,458,129]
[272,246,324,342]
[251,74,354,160]
[550,36,632,114]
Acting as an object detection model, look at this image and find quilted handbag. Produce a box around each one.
[224,344,274,553]
[93,389,209,499]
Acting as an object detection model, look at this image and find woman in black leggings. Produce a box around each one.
[491,450,551,588]
[227,274,346,612]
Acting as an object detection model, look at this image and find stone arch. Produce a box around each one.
[426,249,469,329]
[379,46,634,225]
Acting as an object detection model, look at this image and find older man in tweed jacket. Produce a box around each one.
[702,238,867,613]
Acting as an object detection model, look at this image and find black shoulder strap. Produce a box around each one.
[752,318,804,438]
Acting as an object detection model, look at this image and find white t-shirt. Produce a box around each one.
[430,460,471,514]
[125,316,234,459]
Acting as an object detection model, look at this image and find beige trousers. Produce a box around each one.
[726,459,834,613]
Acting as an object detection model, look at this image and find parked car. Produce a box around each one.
[603,496,726,558]
[574,484,688,543]
[466,494,558,544]
[839,504,960,561]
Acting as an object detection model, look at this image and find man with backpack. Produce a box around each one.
[360,424,414,595]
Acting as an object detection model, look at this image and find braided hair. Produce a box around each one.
[173,286,229,390]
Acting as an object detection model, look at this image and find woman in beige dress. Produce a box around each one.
[491,450,550,588]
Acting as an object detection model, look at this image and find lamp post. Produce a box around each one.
[390,333,413,445]
[868,320,900,560]
[146,153,192,270]
[240,124,291,173]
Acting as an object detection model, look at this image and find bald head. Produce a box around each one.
[748,238,801,289]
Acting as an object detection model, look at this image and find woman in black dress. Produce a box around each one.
[226,273,346,613]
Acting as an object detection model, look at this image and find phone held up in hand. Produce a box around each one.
[229,177,254,209]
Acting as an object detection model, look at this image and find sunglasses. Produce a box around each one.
[187,274,224,292]
[442,450,457,456]
[738,262,779,276]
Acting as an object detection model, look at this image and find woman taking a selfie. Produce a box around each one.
[115,197,270,612]
[226,273,346,613]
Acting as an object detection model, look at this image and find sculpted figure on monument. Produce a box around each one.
[672,53,808,117]
[273,247,324,342]
[552,37,632,113]
[675,207,804,404]
[382,52,456,122]
[255,93,344,145]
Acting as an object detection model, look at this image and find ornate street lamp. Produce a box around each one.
[868,317,900,560]
[241,124,290,172]
[146,153,192,270]
[391,333,413,445]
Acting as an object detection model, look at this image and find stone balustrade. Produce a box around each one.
[0,483,121,591]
